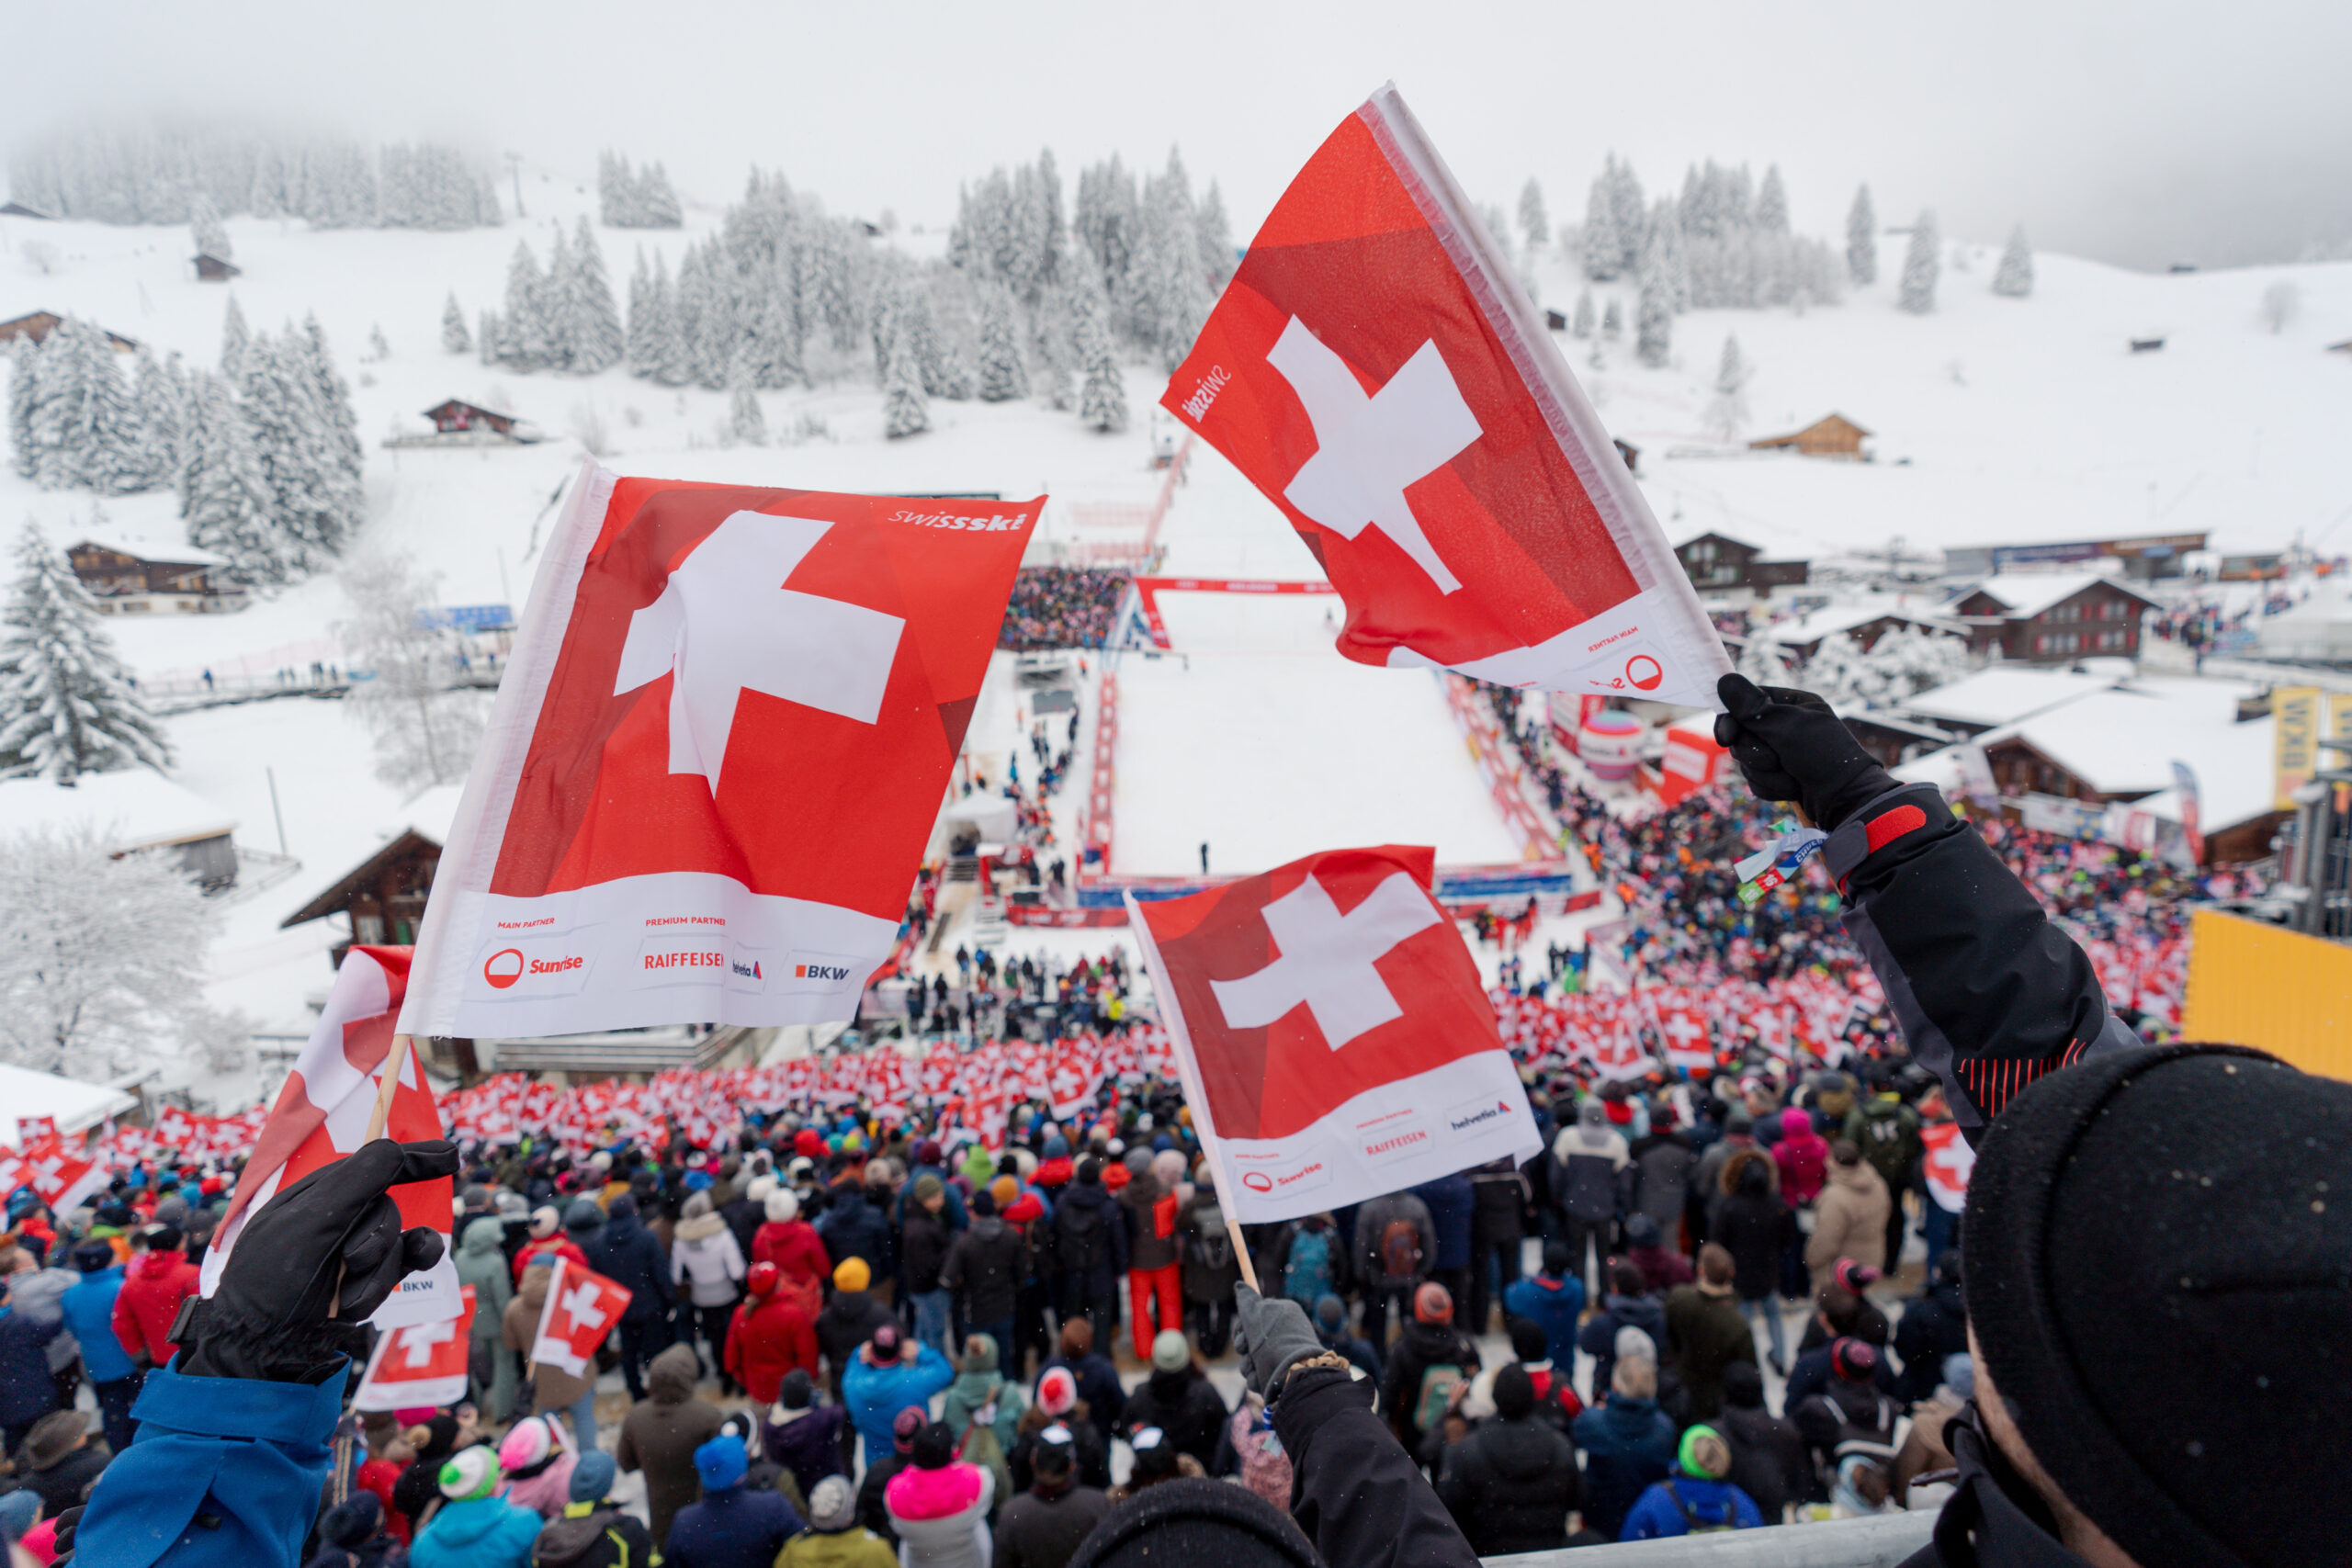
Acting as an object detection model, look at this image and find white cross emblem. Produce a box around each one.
[32,1156,65,1182]
[1265,316,1483,595]
[559,1280,607,1337]
[1208,871,1443,1049]
[401,1315,458,1369]
[1663,1013,1706,1050]
[615,512,907,793]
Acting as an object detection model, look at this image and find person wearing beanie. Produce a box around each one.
[1786,1282,1895,1403]
[302,1491,402,1568]
[939,1186,1026,1370]
[512,1205,589,1286]
[1804,1138,1891,1295]
[1009,1370,1113,1495]
[1550,1098,1630,1292]
[723,1258,820,1406]
[7,1407,106,1519]
[1106,1426,1207,1503]
[841,1321,953,1467]
[495,1413,578,1520]
[662,1433,803,1568]
[854,1405,931,1543]
[813,1180,894,1307]
[992,1422,1112,1568]
[1693,1107,1769,1238]
[1174,1165,1242,1356]
[1049,1157,1125,1357]
[1714,1360,1808,1526]
[616,1342,729,1549]
[900,1173,956,1357]
[672,1189,749,1393]
[1792,1337,1898,1488]
[57,1235,136,1453]
[1114,1145,1183,1362]
[409,1445,542,1568]
[1619,1424,1766,1539]
[1351,1183,1435,1347]
[1620,1211,1694,1294]
[752,1186,832,1291]
[1663,1242,1758,1421]
[943,1332,1028,1458]
[1377,1281,1481,1450]
[582,1190,671,1401]
[528,1450,662,1568]
[107,1217,198,1370]
[763,1364,849,1502]
[813,1251,897,1431]
[1117,1330,1230,1471]
[1575,1260,1667,1407]
[1310,1292,1383,1382]
[1488,1314,1581,1434]
[884,1420,993,1568]
[780,1474,896,1568]
[1501,1238,1586,1373]
[1431,1360,1581,1556]
[1571,1353,1678,1540]
[1067,1476,1322,1568]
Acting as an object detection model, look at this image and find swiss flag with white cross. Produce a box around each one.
[1656,1003,1715,1073]
[353,1286,479,1411]
[17,1135,106,1216]
[1161,85,1727,706]
[1128,845,1539,1224]
[529,1254,634,1378]
[399,466,1040,1042]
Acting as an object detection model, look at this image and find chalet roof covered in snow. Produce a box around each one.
[67,533,229,569]
[0,1063,139,1147]
[0,769,236,852]
[1950,571,2160,619]
[1761,598,1952,649]
[280,784,464,927]
[1900,668,2116,729]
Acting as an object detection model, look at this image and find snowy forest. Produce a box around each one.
[7,122,503,229]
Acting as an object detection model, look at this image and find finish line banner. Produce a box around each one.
[401,465,1039,1040]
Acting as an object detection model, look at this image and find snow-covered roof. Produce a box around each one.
[280,784,465,929]
[2123,715,2279,833]
[1996,690,2265,799]
[0,770,236,851]
[0,1063,139,1148]
[67,534,228,568]
[1762,599,1952,649]
[1952,571,2154,619]
[399,784,465,846]
[1901,669,2116,729]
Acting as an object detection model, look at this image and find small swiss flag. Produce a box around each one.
[1127,845,1537,1223]
[530,1255,634,1378]
[19,1135,107,1216]
[1656,1004,1715,1073]
[354,1285,479,1411]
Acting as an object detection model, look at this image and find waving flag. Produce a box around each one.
[400,466,1041,1042]
[203,945,458,1327]
[17,1135,106,1215]
[353,1286,479,1411]
[1128,844,1537,1224]
[530,1255,633,1377]
[1161,85,1726,705]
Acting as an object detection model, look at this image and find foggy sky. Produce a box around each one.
[7,0,2346,272]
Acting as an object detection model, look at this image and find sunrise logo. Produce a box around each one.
[1625,654,1664,692]
[483,949,525,989]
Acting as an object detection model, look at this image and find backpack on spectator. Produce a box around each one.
[1059,1200,1104,1274]
[1378,1219,1424,1284]
[1283,1225,1332,1306]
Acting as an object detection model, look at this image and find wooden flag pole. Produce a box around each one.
[362,1035,413,1145]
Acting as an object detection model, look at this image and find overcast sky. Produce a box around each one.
[8,0,2346,271]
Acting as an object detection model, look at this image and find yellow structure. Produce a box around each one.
[2181,909,2352,1079]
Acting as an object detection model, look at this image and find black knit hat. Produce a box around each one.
[1964,1043,2352,1568]
[1069,1476,1320,1568]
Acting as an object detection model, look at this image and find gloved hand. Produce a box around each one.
[1713,673,1898,832]
[175,1137,459,1384]
[1233,1284,1323,1401]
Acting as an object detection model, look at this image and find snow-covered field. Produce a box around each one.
[3,158,2341,1102]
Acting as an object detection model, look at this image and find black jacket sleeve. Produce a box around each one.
[1827,783,2142,1142]
[1272,1365,1479,1568]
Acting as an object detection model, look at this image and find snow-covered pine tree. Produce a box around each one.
[239,333,343,570]
[1601,298,1623,338]
[742,269,802,389]
[503,239,548,369]
[1195,179,1236,291]
[476,310,498,367]
[1634,276,1672,367]
[0,519,172,779]
[638,163,684,228]
[901,278,971,400]
[1571,288,1596,338]
[1520,178,1549,250]
[131,348,191,492]
[539,225,577,373]
[1715,333,1747,395]
[976,283,1028,402]
[881,315,931,439]
[1992,224,2033,298]
[189,192,232,263]
[1800,630,1872,709]
[220,296,250,378]
[5,339,36,482]
[1898,210,1939,314]
[598,151,637,226]
[1754,165,1789,233]
[1645,197,1690,312]
[442,291,471,354]
[568,217,626,373]
[1607,157,1647,277]
[1074,262,1126,434]
[181,372,288,582]
[686,242,736,391]
[727,354,766,446]
[335,551,485,789]
[1846,185,1876,286]
[1581,164,1623,281]
[298,315,364,506]
[1705,333,1749,439]
[368,324,390,360]
[1733,630,1792,686]
[34,318,149,495]
[627,251,664,378]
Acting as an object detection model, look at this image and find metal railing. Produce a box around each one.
[1486,1510,1935,1568]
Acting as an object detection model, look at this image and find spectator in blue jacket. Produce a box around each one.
[665,1433,804,1568]
[1570,1353,1678,1541]
[408,1445,542,1568]
[0,1267,66,1454]
[585,1192,673,1400]
[840,1322,954,1466]
[1501,1241,1586,1372]
[1620,1426,1766,1539]
[60,1239,141,1454]
[1412,1171,1476,1311]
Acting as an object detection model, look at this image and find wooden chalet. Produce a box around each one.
[282,829,442,959]
[0,202,51,220]
[1747,413,1869,459]
[65,538,246,615]
[0,311,139,351]
[191,253,241,282]
[387,399,540,449]
[1674,531,1811,595]
[1946,573,2159,663]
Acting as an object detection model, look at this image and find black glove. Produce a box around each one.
[175,1137,459,1384]
[1232,1284,1323,1401]
[1713,673,1897,832]
[50,1506,82,1563]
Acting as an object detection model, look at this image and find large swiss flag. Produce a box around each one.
[401,468,1040,1041]
[1127,845,1538,1223]
[530,1255,634,1378]
[1161,85,1726,706]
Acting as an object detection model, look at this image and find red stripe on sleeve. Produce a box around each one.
[1864,805,1929,856]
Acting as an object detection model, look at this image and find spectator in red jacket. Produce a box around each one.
[111,1224,199,1366]
[752,1190,831,1289]
[726,1261,820,1405]
[511,1206,589,1285]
